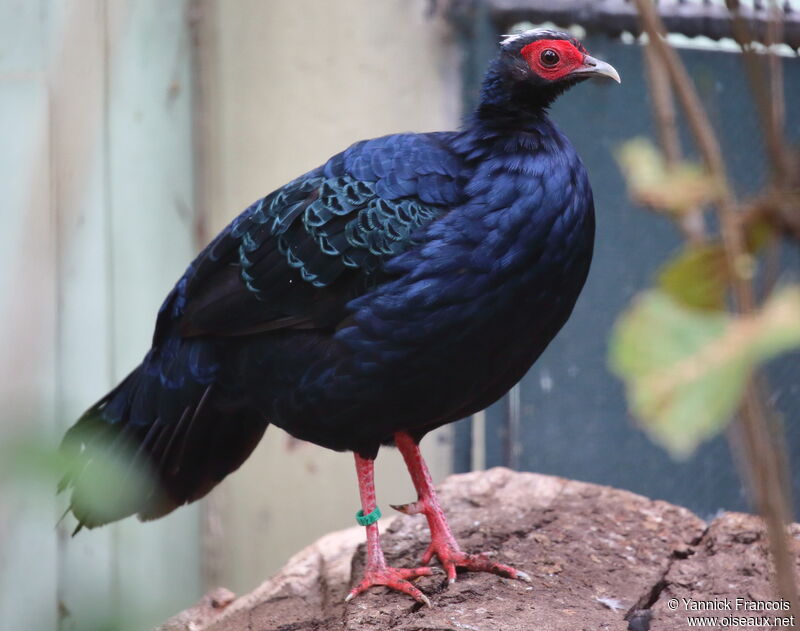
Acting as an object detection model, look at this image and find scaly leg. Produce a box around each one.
[346,452,434,606]
[393,431,531,584]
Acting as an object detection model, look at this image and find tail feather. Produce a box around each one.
[60,352,269,531]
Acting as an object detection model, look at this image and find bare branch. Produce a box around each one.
[632,0,799,619]
[631,0,753,312]
[725,0,793,187]
[642,45,705,243]
[739,382,799,620]
[642,45,681,166]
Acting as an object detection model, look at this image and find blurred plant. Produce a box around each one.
[0,429,156,631]
[610,0,800,619]
[0,432,157,535]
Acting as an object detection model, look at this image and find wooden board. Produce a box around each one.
[195,0,460,594]
[0,1,201,629]
[0,3,58,628]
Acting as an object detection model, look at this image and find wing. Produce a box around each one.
[163,132,464,338]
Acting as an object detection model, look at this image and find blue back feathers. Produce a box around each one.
[224,132,463,298]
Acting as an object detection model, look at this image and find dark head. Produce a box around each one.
[478,29,620,118]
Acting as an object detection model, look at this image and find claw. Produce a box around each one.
[390,434,526,596]
[444,562,457,584]
[345,565,434,606]
[425,547,524,587]
[421,542,435,566]
[390,501,424,515]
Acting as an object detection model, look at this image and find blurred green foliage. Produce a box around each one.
[616,137,724,215]
[612,133,800,460]
[610,287,800,458]
[0,430,158,631]
[657,244,729,311]
[1,430,155,530]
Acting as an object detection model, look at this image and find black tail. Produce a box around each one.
[60,353,268,532]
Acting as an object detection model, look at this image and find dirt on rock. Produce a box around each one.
[158,468,799,631]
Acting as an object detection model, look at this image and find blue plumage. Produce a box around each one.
[61,29,614,531]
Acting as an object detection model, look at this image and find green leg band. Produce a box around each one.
[356,506,382,526]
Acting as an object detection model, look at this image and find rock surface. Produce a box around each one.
[159,468,799,631]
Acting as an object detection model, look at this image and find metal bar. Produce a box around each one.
[475,0,800,50]
[504,384,522,470]
[471,410,487,470]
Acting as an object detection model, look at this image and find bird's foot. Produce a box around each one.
[392,500,531,585]
[345,565,435,606]
[420,542,531,585]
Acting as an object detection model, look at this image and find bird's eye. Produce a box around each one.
[540,49,559,67]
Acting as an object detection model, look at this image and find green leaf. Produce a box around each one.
[0,432,157,527]
[609,286,800,459]
[616,137,724,215]
[744,215,777,254]
[658,244,728,311]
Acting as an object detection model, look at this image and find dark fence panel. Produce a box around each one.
[451,8,800,519]
[483,0,800,50]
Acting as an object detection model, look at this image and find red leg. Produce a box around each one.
[346,452,434,606]
[393,431,531,584]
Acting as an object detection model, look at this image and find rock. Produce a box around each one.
[157,587,236,631]
[648,514,800,631]
[160,468,798,631]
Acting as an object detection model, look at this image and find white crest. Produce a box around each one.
[500,28,562,49]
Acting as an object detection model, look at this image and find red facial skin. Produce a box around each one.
[520,39,587,82]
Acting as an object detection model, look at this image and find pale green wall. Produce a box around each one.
[0,2,462,628]
[0,1,200,629]
[197,0,461,595]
